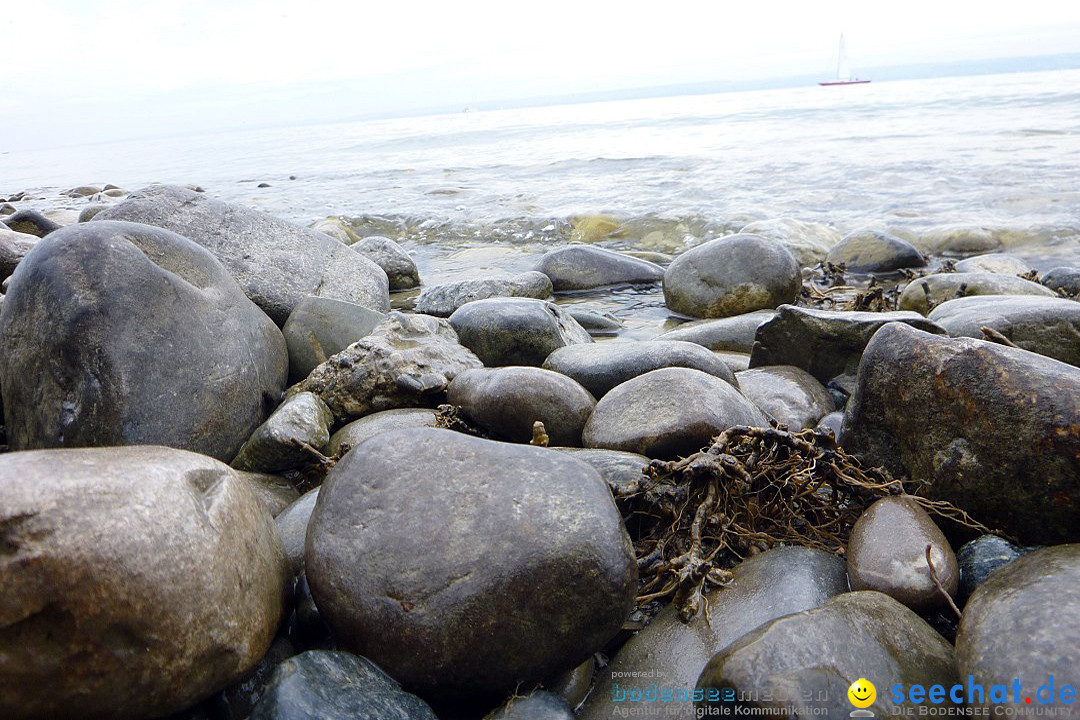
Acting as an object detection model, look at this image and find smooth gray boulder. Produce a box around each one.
[296,312,482,422]
[0,446,290,720]
[306,428,637,701]
[1042,266,1080,295]
[899,272,1056,314]
[654,311,775,352]
[696,592,958,716]
[663,234,800,319]
[275,488,320,575]
[231,392,334,473]
[447,366,596,446]
[583,368,767,459]
[956,545,1080,715]
[543,340,737,398]
[325,408,438,456]
[927,294,1080,367]
[282,296,387,384]
[0,220,288,462]
[250,650,438,720]
[734,365,834,429]
[954,253,1034,275]
[841,323,1080,545]
[749,304,946,384]
[351,236,419,290]
[449,298,593,367]
[825,229,926,273]
[579,547,848,720]
[94,184,390,323]
[416,272,553,317]
[847,496,959,612]
[536,245,664,290]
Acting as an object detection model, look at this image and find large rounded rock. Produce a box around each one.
[956,545,1080,714]
[899,272,1056,314]
[250,650,438,720]
[663,234,800,319]
[282,296,387,384]
[927,294,1080,367]
[825,229,926,273]
[654,310,775,352]
[94,184,390,323]
[847,496,959,612]
[579,547,848,720]
[296,312,482,422]
[0,446,290,720]
[0,220,288,462]
[841,323,1080,545]
[543,340,737,398]
[583,368,767,458]
[449,298,593,366]
[306,428,637,700]
[696,591,958,716]
[536,245,664,290]
[351,236,419,290]
[734,365,833,429]
[447,367,596,446]
[749,304,946,384]
[415,272,552,317]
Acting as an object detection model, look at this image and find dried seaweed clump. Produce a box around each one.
[622,424,990,622]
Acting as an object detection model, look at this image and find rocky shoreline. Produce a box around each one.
[1,184,1078,719]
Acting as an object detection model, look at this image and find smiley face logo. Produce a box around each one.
[848,678,876,709]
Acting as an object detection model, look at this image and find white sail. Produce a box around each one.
[836,33,852,81]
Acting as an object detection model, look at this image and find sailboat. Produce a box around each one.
[819,34,871,86]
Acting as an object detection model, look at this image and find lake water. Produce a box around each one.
[4,68,1079,334]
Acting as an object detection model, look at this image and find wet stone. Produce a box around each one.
[351,236,420,290]
[654,311,775,352]
[956,535,1025,600]
[281,295,387,384]
[449,297,593,367]
[734,365,834,430]
[953,252,1034,275]
[898,272,1056,314]
[564,306,623,335]
[275,488,320,575]
[416,271,553,316]
[1041,266,1080,295]
[549,447,650,497]
[231,392,335,474]
[2,208,61,237]
[846,496,959,612]
[325,407,438,456]
[825,229,926,273]
[536,244,664,290]
[543,340,738,398]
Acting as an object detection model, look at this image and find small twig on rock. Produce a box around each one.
[979,326,1019,348]
[926,544,962,619]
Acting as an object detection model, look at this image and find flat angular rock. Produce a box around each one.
[416,271,553,316]
[449,298,592,367]
[582,367,767,459]
[663,234,800,319]
[927,294,1080,367]
[94,184,390,324]
[536,245,664,290]
[351,236,419,290]
[825,229,926,273]
[654,311,775,352]
[282,296,387,384]
[696,592,958,716]
[954,252,1034,275]
[447,366,596,446]
[543,340,737,398]
[231,392,335,473]
[956,545,1080,715]
[847,496,959,612]
[739,218,840,268]
[749,304,946,383]
[0,220,288,462]
[250,650,437,720]
[899,272,1055,314]
[296,312,482,422]
[840,323,1080,545]
[579,547,848,720]
[0,446,290,720]
[734,365,834,429]
[325,408,438,456]
[306,428,637,701]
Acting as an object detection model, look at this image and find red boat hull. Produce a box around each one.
[819,80,872,86]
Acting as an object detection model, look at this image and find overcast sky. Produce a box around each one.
[4,0,1080,149]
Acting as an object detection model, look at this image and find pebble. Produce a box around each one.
[956,534,1025,599]
[953,252,1035,275]
[449,297,593,366]
[535,244,664,290]
[825,229,926,273]
[231,392,335,473]
[734,365,834,429]
[416,271,552,316]
[351,235,420,290]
